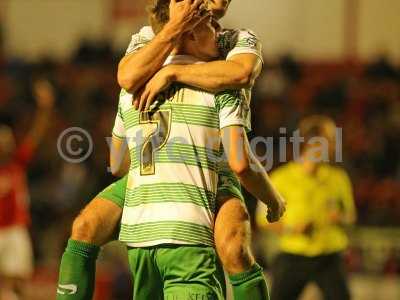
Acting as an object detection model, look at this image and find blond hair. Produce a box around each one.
[299,115,336,150]
[148,0,211,33]
[147,0,171,34]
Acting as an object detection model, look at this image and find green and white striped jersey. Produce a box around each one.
[124,25,262,124]
[113,55,250,248]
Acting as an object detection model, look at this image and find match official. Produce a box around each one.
[257,115,356,300]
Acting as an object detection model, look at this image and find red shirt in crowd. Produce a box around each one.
[0,139,34,228]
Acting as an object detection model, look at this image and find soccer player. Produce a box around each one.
[119,1,275,298]
[256,115,356,300]
[0,80,54,300]
[119,0,261,111]
[57,1,281,299]
[112,10,284,299]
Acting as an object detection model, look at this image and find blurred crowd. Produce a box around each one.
[1,38,400,278]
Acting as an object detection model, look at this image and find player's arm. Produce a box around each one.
[339,170,357,225]
[136,29,263,110]
[170,27,264,92]
[256,211,284,233]
[216,91,285,222]
[117,0,205,93]
[109,136,130,177]
[109,99,130,177]
[25,79,55,150]
[221,125,285,222]
[136,54,261,110]
[329,171,357,226]
[168,53,261,92]
[256,202,314,236]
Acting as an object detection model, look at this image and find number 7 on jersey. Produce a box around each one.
[139,110,171,176]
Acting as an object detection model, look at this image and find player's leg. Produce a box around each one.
[57,198,121,300]
[56,176,126,300]
[314,253,351,300]
[215,196,254,273]
[159,245,225,300]
[215,167,270,300]
[214,195,269,300]
[126,247,163,300]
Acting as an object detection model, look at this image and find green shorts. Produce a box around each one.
[96,175,128,208]
[127,245,226,300]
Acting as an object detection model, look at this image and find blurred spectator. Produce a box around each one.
[0,79,54,300]
[365,56,399,81]
[256,115,356,300]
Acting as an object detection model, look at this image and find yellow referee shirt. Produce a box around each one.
[257,162,356,257]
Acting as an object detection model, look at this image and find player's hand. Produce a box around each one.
[168,0,211,34]
[134,66,174,111]
[266,195,286,223]
[33,79,55,109]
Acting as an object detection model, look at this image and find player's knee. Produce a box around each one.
[71,213,99,244]
[216,227,254,274]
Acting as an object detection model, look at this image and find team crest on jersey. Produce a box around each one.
[126,34,151,54]
[217,29,238,58]
[217,29,260,58]
[241,34,258,48]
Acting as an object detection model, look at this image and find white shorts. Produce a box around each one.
[0,226,33,278]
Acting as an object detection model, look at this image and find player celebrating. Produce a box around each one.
[118,2,270,297]
[119,0,261,111]
[113,10,283,298]
[56,1,282,299]
[0,80,54,300]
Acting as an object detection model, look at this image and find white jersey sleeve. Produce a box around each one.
[125,26,155,55]
[218,28,263,64]
[112,91,130,138]
[112,109,126,139]
[216,90,252,131]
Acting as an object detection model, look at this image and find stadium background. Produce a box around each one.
[1,0,400,299]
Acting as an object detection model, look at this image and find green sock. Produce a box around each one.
[56,239,100,300]
[229,263,270,300]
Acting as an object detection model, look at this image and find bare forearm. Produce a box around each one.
[222,126,281,207]
[118,23,182,93]
[237,156,281,207]
[169,60,253,93]
[109,137,131,177]
[112,153,130,177]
